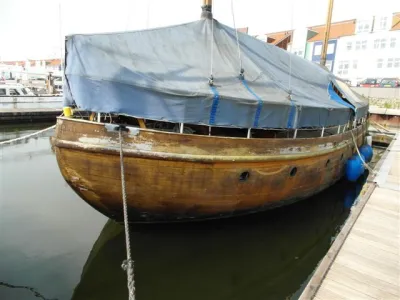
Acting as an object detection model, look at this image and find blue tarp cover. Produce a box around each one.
[64,19,368,129]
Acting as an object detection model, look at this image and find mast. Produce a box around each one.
[320,0,334,67]
[201,0,213,19]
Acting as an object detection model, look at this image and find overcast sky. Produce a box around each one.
[0,0,399,60]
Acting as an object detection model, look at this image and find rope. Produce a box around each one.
[288,0,294,91]
[0,125,56,146]
[119,127,136,300]
[350,130,376,175]
[209,9,215,85]
[231,0,243,77]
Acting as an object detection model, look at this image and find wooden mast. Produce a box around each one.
[201,0,213,19]
[320,0,334,67]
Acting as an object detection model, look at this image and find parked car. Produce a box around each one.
[379,78,400,88]
[357,78,379,87]
[343,79,351,86]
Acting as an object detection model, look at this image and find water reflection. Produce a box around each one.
[72,174,367,300]
[0,128,107,300]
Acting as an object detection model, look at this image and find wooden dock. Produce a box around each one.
[0,108,62,123]
[300,133,400,300]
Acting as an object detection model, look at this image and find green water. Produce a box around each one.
[0,124,372,300]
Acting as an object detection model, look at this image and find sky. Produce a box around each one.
[0,0,399,60]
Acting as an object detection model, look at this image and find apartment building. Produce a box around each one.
[262,12,400,84]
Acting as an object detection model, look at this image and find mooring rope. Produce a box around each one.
[0,125,56,146]
[350,130,376,175]
[119,127,136,300]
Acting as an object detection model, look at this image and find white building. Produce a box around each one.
[333,13,400,85]
[263,12,400,85]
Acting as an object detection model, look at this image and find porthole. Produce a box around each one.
[239,171,250,181]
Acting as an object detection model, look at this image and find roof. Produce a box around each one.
[307,19,356,42]
[0,59,61,67]
[237,27,248,34]
[265,30,293,45]
[391,12,400,31]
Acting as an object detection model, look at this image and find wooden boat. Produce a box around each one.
[53,0,369,223]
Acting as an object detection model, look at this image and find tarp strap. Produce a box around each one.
[287,98,296,129]
[241,79,263,128]
[328,82,355,112]
[209,85,220,125]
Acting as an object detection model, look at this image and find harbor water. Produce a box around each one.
[0,123,382,300]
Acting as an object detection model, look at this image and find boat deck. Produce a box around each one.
[300,133,400,300]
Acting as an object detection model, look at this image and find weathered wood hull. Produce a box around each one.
[53,118,367,223]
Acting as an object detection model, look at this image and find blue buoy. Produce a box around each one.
[345,153,365,182]
[359,145,373,163]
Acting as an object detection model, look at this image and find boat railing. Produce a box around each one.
[64,111,366,140]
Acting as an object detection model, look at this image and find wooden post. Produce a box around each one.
[137,119,146,129]
[320,0,334,67]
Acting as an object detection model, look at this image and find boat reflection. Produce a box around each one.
[71,174,367,300]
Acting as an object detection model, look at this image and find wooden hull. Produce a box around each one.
[53,118,367,223]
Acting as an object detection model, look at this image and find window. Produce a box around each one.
[377,59,383,68]
[394,58,400,68]
[9,89,20,96]
[346,42,352,50]
[356,41,361,50]
[387,58,394,68]
[380,39,386,49]
[0,89,6,96]
[325,60,333,72]
[379,17,387,29]
[353,60,358,69]
[361,40,367,50]
[338,61,349,75]
[326,43,334,54]
[21,88,28,95]
[374,39,379,49]
[314,44,322,55]
[390,38,396,48]
[356,21,370,33]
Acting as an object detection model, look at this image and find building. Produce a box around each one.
[0,58,62,80]
[333,13,400,85]
[262,12,400,85]
[306,19,356,72]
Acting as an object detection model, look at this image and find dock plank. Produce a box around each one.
[346,234,398,255]
[318,278,377,300]
[300,133,400,300]
[329,263,400,297]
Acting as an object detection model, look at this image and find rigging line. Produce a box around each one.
[210,7,214,78]
[230,0,243,74]
[125,0,132,30]
[58,2,63,66]
[288,0,294,92]
[146,0,151,29]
